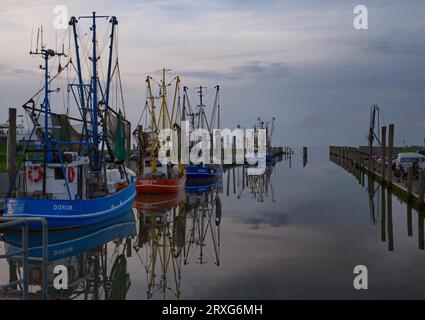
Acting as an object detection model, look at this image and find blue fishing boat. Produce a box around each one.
[182,86,223,181]
[185,165,223,180]
[3,13,136,230]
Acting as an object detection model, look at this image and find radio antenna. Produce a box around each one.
[36,27,40,53]
[30,27,33,53]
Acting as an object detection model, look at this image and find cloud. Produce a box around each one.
[363,31,425,56]
[235,210,290,229]
[0,64,35,77]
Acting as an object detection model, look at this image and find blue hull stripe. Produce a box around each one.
[3,183,136,229]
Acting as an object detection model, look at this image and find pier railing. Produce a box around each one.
[0,217,48,300]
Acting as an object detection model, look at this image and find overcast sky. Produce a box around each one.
[1,0,425,147]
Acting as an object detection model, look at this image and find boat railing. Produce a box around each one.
[0,217,48,300]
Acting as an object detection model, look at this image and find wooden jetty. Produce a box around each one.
[330,124,425,207]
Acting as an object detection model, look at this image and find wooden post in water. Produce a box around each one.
[303,146,307,167]
[419,210,424,250]
[381,187,386,242]
[407,166,413,198]
[381,126,387,182]
[407,204,413,237]
[419,170,425,205]
[232,167,236,194]
[387,124,394,186]
[7,108,17,194]
[387,189,394,251]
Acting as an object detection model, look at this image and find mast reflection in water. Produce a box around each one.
[0,156,283,300]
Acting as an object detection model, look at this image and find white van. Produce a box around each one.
[394,153,425,170]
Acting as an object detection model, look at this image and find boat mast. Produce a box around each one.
[170,76,180,127]
[146,76,157,174]
[79,12,108,168]
[92,13,99,167]
[30,46,65,195]
[102,16,118,163]
[196,86,206,130]
[69,17,90,151]
[160,68,171,130]
[216,86,220,130]
[104,16,118,113]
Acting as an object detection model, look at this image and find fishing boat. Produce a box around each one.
[245,117,276,166]
[3,13,136,230]
[183,86,223,180]
[134,69,186,194]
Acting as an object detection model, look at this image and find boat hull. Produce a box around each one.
[3,183,137,230]
[136,175,186,194]
[185,166,223,180]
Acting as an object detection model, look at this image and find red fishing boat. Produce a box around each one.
[134,69,186,195]
[136,173,186,194]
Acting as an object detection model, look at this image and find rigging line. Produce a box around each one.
[25,61,71,104]
[115,68,118,111]
[76,24,92,77]
[117,62,126,117]
[204,88,215,108]
[97,42,107,96]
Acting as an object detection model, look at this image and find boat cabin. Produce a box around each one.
[25,152,136,200]
[25,152,89,200]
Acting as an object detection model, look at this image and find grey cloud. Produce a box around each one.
[181,61,291,80]
[0,64,36,77]
[363,31,425,56]
[234,210,289,229]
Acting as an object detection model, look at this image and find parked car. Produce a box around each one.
[393,152,425,177]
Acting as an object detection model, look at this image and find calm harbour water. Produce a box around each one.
[1,147,425,299]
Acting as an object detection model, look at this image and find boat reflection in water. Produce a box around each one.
[232,158,281,203]
[133,178,222,299]
[0,159,290,299]
[2,211,137,299]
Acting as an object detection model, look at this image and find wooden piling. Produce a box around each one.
[387,189,394,251]
[407,204,413,237]
[381,126,387,181]
[387,124,394,185]
[7,108,16,194]
[303,146,307,159]
[419,170,425,205]
[407,166,413,197]
[419,210,424,250]
[381,186,386,242]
